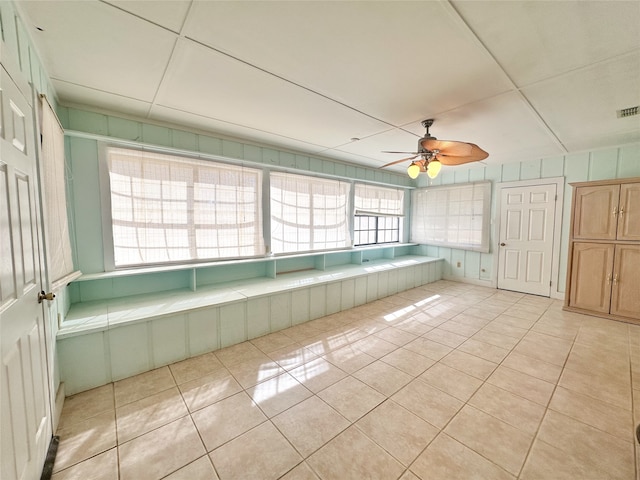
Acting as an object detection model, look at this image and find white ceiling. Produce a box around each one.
[17,0,640,175]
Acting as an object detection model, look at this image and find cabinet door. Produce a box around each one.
[617,183,640,241]
[569,243,615,313]
[610,244,640,319]
[573,185,619,240]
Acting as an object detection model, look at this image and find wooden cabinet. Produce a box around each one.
[565,178,640,323]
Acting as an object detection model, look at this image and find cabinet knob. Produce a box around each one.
[613,274,618,285]
[500,242,506,247]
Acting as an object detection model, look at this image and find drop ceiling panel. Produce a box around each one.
[53,80,152,119]
[103,0,191,33]
[155,39,392,149]
[452,0,640,86]
[148,104,333,157]
[18,1,177,102]
[522,52,640,152]
[335,129,422,166]
[399,92,565,165]
[183,1,513,126]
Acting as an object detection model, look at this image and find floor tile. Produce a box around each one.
[380,347,436,376]
[392,378,463,428]
[423,328,468,348]
[373,327,418,346]
[351,335,398,358]
[307,426,404,480]
[268,343,319,370]
[251,331,298,354]
[279,462,321,480]
[247,372,313,417]
[471,329,520,350]
[163,456,219,480]
[444,405,533,476]
[53,410,116,473]
[458,338,511,363]
[536,410,635,480]
[57,384,114,430]
[403,337,453,361]
[114,367,175,407]
[549,386,633,441]
[209,422,302,480]
[116,386,188,443]
[272,396,350,457]
[520,438,611,480]
[468,382,545,435]
[321,345,376,373]
[226,356,284,389]
[191,391,267,451]
[356,400,438,466]
[51,448,118,480]
[215,342,267,367]
[558,367,632,410]
[288,358,348,393]
[419,362,483,401]
[437,319,481,337]
[483,319,528,339]
[178,368,243,412]
[353,360,412,396]
[168,352,223,385]
[511,337,570,366]
[118,416,205,480]
[440,349,498,380]
[501,351,562,384]
[317,376,385,422]
[410,433,514,480]
[487,366,555,406]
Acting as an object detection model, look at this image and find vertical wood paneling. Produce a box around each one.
[520,160,542,180]
[589,149,618,180]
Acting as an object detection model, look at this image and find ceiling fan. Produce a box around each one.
[380,119,489,179]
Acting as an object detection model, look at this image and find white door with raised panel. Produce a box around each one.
[497,183,557,296]
[1,63,52,479]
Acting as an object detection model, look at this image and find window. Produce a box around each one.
[411,181,491,252]
[270,172,350,253]
[39,95,78,288]
[105,148,264,267]
[353,184,404,246]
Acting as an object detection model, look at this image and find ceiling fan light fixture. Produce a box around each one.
[407,162,421,179]
[427,159,442,179]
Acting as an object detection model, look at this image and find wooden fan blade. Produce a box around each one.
[437,145,489,166]
[421,139,472,156]
[379,155,420,169]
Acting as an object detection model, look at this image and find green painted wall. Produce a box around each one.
[416,145,640,293]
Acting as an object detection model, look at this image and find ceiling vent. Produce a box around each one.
[617,106,639,118]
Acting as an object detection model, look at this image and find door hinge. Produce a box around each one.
[550,281,552,287]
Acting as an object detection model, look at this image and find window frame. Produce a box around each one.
[100,145,265,270]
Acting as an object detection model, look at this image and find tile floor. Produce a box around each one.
[51,280,640,480]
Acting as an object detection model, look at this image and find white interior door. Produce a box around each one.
[1,61,52,480]
[497,183,557,296]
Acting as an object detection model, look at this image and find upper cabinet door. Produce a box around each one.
[617,183,640,241]
[573,185,620,240]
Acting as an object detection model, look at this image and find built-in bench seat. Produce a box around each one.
[57,251,443,395]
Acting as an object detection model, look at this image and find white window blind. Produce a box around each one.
[270,172,350,253]
[354,184,404,216]
[107,148,264,267]
[411,181,491,253]
[39,95,78,288]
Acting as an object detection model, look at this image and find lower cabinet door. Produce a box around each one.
[569,243,615,313]
[611,244,640,319]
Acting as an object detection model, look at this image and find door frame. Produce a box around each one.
[493,176,565,299]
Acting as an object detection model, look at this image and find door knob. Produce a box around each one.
[500,242,506,246]
[38,291,55,303]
